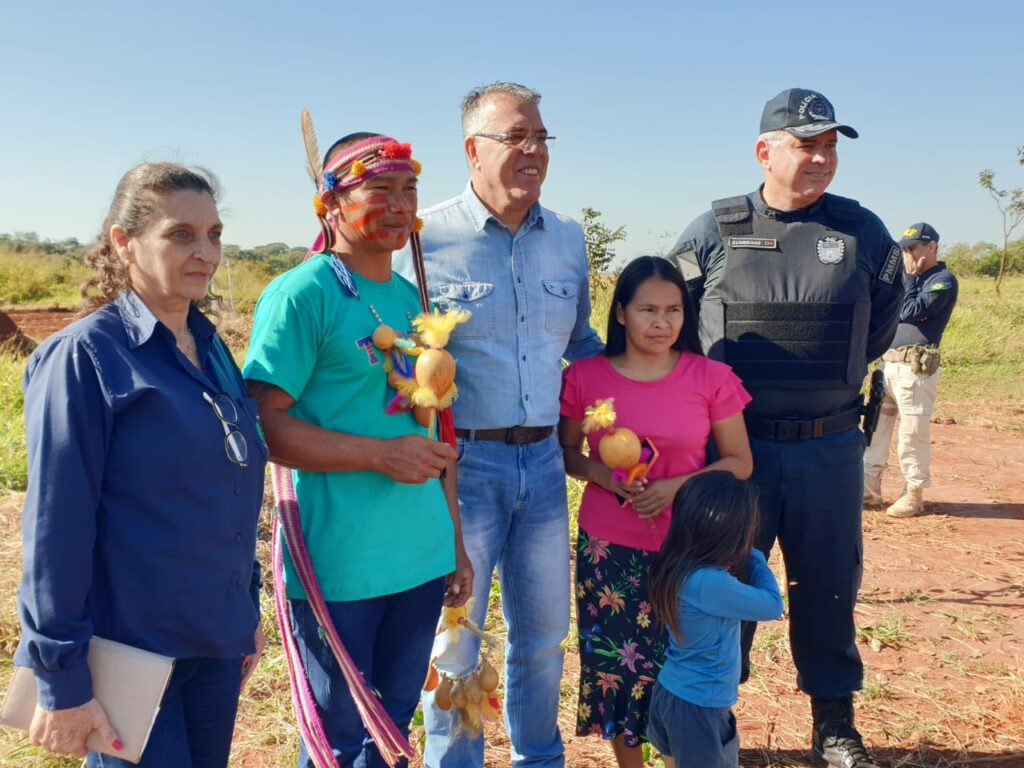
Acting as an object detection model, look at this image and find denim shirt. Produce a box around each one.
[395,183,603,428]
[15,291,268,710]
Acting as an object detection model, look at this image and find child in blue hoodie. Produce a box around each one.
[646,471,783,767]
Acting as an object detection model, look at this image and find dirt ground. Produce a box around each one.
[0,309,76,344]
[464,415,1024,768]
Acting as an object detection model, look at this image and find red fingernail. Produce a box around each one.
[113,739,124,751]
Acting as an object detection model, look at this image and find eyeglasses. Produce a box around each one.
[203,391,249,467]
[472,131,555,149]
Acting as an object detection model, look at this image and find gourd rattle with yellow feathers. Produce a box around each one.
[582,398,655,485]
[373,308,470,437]
[422,604,502,738]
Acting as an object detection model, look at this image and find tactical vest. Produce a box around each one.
[700,194,871,394]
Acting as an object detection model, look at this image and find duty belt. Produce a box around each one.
[744,403,863,442]
[883,344,940,374]
[454,426,554,445]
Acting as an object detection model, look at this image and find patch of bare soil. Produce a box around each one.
[1,309,76,344]
[469,418,1024,768]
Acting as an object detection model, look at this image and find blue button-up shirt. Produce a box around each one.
[15,291,267,710]
[396,183,603,428]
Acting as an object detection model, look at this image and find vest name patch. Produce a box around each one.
[728,237,778,249]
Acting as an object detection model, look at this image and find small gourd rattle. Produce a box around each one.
[582,398,652,485]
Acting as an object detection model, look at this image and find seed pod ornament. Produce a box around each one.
[477,659,499,692]
[433,676,453,711]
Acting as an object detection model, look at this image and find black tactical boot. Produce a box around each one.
[811,697,878,768]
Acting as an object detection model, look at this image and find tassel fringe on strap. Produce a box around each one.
[271,463,416,767]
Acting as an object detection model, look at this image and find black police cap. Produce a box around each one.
[760,88,859,139]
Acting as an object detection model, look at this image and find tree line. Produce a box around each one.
[2,223,1022,282]
[0,234,307,277]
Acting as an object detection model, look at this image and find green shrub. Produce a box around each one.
[0,252,89,308]
[944,238,1024,278]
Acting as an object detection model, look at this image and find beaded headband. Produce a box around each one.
[312,136,422,219]
[322,136,421,192]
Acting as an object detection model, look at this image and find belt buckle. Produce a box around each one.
[505,427,525,445]
[775,420,799,441]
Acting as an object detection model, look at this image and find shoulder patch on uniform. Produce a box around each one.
[879,245,901,284]
[671,239,698,262]
[927,281,951,292]
[672,240,702,281]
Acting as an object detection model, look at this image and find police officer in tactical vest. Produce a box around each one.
[864,223,958,518]
[670,88,902,768]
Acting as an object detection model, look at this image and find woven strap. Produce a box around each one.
[271,463,415,767]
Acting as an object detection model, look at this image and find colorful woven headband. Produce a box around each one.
[306,133,423,257]
[321,136,421,193]
[310,136,422,220]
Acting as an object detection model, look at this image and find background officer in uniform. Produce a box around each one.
[864,223,958,518]
[670,88,902,768]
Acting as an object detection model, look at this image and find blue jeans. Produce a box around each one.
[87,656,242,768]
[290,577,445,768]
[424,434,569,768]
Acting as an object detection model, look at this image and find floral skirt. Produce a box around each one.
[575,530,668,746]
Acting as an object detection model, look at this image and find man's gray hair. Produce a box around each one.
[758,130,788,147]
[461,82,542,138]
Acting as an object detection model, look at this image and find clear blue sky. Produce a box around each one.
[2,1,1022,259]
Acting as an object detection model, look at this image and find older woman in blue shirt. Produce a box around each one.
[15,162,268,766]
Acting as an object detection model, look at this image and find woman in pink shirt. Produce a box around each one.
[559,256,753,768]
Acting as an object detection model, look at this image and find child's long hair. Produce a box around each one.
[604,256,701,357]
[648,471,760,641]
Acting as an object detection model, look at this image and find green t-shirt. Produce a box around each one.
[244,254,454,601]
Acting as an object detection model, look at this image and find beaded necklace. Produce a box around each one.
[327,252,426,423]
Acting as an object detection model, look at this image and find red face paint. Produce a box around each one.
[334,172,417,249]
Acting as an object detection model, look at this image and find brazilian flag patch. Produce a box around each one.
[928,281,951,292]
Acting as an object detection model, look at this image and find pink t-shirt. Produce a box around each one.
[560,351,751,552]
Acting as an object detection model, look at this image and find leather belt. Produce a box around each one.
[745,403,863,442]
[454,426,555,445]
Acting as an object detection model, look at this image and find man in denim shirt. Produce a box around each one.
[396,82,602,768]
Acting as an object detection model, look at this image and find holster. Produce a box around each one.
[861,368,885,446]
